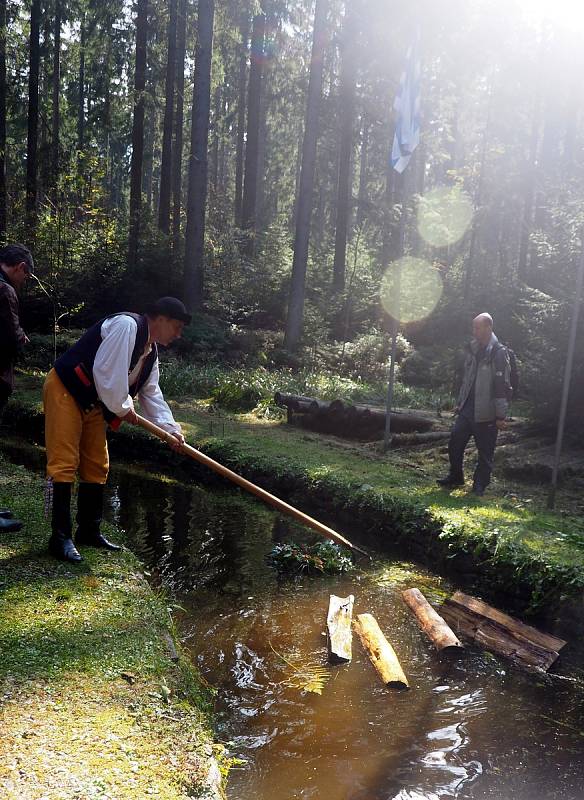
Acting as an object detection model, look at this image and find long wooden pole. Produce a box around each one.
[135,414,368,556]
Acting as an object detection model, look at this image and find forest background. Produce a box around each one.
[2,0,584,434]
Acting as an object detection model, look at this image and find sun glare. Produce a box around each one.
[515,0,584,31]
[380,258,443,324]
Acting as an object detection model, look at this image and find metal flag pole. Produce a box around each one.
[382,32,420,452]
[547,235,584,509]
[383,167,408,451]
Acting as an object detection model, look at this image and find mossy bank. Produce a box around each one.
[0,455,224,800]
[4,381,584,631]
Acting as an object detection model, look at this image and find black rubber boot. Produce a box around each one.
[436,474,464,488]
[0,515,23,532]
[75,483,121,551]
[48,482,82,563]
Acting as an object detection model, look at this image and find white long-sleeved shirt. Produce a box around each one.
[92,315,181,434]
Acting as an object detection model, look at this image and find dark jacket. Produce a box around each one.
[457,333,510,422]
[0,269,27,393]
[54,313,157,424]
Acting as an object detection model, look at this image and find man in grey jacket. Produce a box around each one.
[437,313,510,496]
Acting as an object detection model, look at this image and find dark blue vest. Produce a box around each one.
[54,313,158,424]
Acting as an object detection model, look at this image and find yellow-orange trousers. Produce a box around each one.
[43,368,109,484]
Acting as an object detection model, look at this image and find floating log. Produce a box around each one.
[440,591,567,672]
[327,594,354,663]
[402,588,463,655]
[353,613,409,689]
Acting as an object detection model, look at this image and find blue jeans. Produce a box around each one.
[448,414,498,491]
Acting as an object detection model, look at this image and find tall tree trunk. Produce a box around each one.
[256,73,269,230]
[211,83,221,195]
[77,13,85,156]
[183,0,214,310]
[0,0,7,239]
[241,12,265,253]
[234,8,249,226]
[50,0,61,198]
[463,83,493,306]
[38,11,50,203]
[171,0,187,254]
[284,0,329,352]
[517,81,542,281]
[158,0,177,235]
[332,3,358,293]
[381,115,396,268]
[26,0,41,235]
[356,115,369,229]
[128,0,148,269]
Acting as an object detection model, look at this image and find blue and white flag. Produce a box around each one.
[391,38,421,174]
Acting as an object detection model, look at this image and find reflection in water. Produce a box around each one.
[2,443,584,800]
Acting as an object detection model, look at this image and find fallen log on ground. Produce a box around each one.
[276,391,437,440]
[352,406,434,433]
[402,588,463,655]
[353,613,409,689]
[327,594,354,663]
[273,393,319,412]
[440,591,567,672]
[390,431,451,447]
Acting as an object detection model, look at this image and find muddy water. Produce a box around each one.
[3,442,584,800]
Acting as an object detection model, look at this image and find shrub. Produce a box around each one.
[270,541,354,575]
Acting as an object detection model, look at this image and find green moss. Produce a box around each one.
[0,455,219,800]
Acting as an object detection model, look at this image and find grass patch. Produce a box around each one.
[0,456,222,800]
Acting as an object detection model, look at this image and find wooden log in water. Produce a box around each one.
[402,588,463,655]
[353,613,409,689]
[327,594,354,663]
[440,591,567,672]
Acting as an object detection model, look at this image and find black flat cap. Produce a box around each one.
[145,296,191,324]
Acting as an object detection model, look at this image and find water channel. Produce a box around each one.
[3,441,584,799]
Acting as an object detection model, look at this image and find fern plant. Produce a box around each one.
[269,642,330,695]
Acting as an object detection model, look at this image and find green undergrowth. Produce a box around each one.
[157,361,447,415]
[0,455,222,800]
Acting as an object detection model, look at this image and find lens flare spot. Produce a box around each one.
[380,257,443,323]
[417,186,473,248]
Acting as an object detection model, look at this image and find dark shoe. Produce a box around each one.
[78,531,121,551]
[76,483,121,552]
[0,515,23,532]
[49,534,83,562]
[48,482,83,563]
[0,508,13,518]
[436,475,464,488]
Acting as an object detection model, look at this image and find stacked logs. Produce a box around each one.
[274,392,440,442]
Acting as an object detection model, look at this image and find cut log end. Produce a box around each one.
[402,588,463,654]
